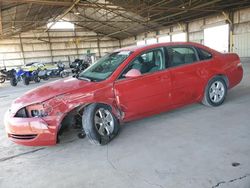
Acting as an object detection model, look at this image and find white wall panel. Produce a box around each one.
[0,44,21,52]
[189,19,203,32]
[24,51,51,58]
[2,52,23,59]
[233,33,250,57]
[0,39,20,44]
[189,31,203,43]
[1,59,24,67]
[25,57,52,64]
[158,35,170,43]
[52,50,77,56]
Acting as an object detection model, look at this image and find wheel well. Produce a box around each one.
[57,103,113,131]
[57,105,86,137]
[217,74,229,88]
[57,102,120,140]
[201,74,229,102]
[84,102,121,123]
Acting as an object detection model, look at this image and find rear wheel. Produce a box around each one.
[10,77,17,86]
[202,76,227,107]
[22,76,30,85]
[83,103,120,145]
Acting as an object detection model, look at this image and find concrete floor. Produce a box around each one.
[0,64,250,188]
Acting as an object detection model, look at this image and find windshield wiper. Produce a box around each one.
[76,75,92,82]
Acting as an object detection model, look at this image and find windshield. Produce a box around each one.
[78,51,131,81]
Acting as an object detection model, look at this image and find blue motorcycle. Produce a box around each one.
[10,69,40,86]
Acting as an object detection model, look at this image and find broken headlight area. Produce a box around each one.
[27,103,52,117]
[15,103,52,118]
[15,107,28,118]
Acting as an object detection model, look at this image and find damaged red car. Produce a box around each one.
[4,42,243,146]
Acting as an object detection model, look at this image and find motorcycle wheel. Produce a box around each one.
[43,75,49,80]
[10,77,17,86]
[23,76,30,85]
[60,71,69,78]
[34,76,41,83]
[0,76,5,83]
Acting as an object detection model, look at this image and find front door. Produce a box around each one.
[113,48,172,121]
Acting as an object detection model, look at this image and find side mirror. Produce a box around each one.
[124,69,141,78]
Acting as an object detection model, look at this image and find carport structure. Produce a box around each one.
[0,0,250,66]
[1,0,250,39]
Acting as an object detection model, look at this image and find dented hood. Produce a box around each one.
[11,77,94,112]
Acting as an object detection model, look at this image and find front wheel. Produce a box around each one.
[34,76,40,83]
[43,75,49,80]
[82,103,120,145]
[10,77,17,86]
[60,71,69,78]
[202,77,227,107]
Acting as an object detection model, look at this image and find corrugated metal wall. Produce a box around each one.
[234,33,250,57]
[233,8,250,57]
[0,29,120,67]
[122,7,250,58]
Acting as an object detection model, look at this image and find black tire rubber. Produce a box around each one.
[34,76,40,83]
[10,77,17,86]
[43,69,50,80]
[0,76,5,83]
[43,75,49,80]
[82,103,120,145]
[202,76,227,107]
[60,71,68,78]
[23,76,30,85]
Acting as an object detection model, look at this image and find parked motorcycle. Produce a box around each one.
[45,61,69,78]
[69,59,81,69]
[0,68,7,83]
[10,69,40,86]
[70,59,90,76]
[0,68,16,84]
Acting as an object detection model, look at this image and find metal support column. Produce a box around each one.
[19,34,25,65]
[47,32,53,62]
[97,34,101,58]
[74,30,80,59]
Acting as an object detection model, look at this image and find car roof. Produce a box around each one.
[116,42,220,54]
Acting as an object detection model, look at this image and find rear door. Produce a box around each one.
[166,45,207,106]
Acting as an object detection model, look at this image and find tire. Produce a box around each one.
[22,76,30,85]
[34,76,40,83]
[82,103,120,145]
[43,75,49,80]
[202,76,227,107]
[60,71,68,78]
[0,76,5,83]
[10,77,17,86]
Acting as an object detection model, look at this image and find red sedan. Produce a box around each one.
[4,42,243,146]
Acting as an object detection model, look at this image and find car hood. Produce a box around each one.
[11,77,94,113]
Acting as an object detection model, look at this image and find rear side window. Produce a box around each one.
[167,47,198,67]
[197,48,212,60]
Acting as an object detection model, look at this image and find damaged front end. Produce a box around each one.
[5,94,88,146]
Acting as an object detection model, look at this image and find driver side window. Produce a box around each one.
[119,48,164,79]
